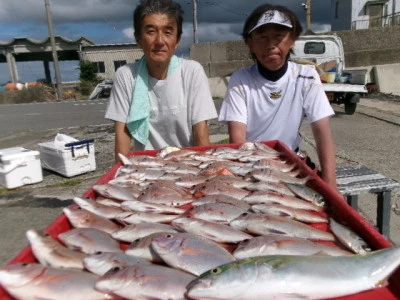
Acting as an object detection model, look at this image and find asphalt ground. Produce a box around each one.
[0,96,399,266]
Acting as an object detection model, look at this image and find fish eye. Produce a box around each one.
[95,251,103,255]
[166,234,174,238]
[210,267,222,275]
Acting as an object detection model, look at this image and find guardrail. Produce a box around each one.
[352,12,400,29]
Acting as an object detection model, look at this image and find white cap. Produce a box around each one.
[248,10,292,34]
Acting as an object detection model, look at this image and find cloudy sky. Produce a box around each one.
[0,0,332,83]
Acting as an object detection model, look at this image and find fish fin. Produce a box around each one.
[217,168,235,176]
[375,278,389,288]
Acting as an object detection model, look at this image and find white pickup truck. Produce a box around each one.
[291,34,368,115]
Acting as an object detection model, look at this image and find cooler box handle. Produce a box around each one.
[65,139,95,158]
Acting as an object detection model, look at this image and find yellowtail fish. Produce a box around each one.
[186,246,400,300]
[286,182,325,206]
[330,218,371,254]
[0,263,114,300]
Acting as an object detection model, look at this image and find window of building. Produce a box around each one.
[92,61,105,73]
[114,60,126,71]
[304,42,326,55]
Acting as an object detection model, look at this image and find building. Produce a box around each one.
[0,36,143,84]
[331,0,399,31]
[79,43,143,80]
[0,36,94,83]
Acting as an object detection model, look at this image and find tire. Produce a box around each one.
[344,94,360,115]
[345,102,357,115]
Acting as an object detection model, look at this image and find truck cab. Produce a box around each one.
[290,34,368,115]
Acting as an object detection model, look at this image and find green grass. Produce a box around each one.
[48,178,84,188]
[0,187,24,193]
[215,138,230,144]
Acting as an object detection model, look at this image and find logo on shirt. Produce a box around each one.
[270,90,282,99]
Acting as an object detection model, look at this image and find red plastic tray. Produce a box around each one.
[2,140,400,300]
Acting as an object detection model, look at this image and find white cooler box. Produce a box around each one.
[38,139,96,177]
[0,147,43,189]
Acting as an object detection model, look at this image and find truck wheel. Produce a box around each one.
[344,94,360,115]
[345,102,357,115]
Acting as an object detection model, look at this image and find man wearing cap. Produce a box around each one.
[219,4,338,190]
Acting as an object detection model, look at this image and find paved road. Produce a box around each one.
[0,98,399,267]
[0,99,110,139]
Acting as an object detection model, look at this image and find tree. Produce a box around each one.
[78,60,98,82]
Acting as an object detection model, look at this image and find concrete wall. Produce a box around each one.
[190,26,400,96]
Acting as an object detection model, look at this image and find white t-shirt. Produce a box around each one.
[105,58,218,150]
[218,61,334,150]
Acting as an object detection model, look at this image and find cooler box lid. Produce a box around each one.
[0,147,39,163]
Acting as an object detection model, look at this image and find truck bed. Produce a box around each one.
[323,83,368,93]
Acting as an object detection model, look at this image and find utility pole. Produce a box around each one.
[193,0,198,44]
[302,0,312,32]
[44,0,63,100]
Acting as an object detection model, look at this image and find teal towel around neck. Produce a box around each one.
[127,55,179,146]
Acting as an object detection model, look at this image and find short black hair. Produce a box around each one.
[242,4,303,41]
[133,0,184,40]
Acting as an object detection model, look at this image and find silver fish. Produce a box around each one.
[92,184,136,202]
[111,222,180,243]
[186,246,400,300]
[151,232,235,276]
[172,216,252,244]
[184,202,248,224]
[63,206,120,234]
[251,204,328,223]
[124,232,168,262]
[249,168,311,185]
[115,211,178,225]
[95,264,195,300]
[230,212,335,241]
[58,228,122,254]
[73,196,124,219]
[243,190,324,212]
[330,218,371,254]
[192,194,251,210]
[0,263,113,300]
[26,229,86,269]
[246,181,296,196]
[286,182,325,206]
[233,235,352,259]
[120,200,185,214]
[83,252,151,276]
